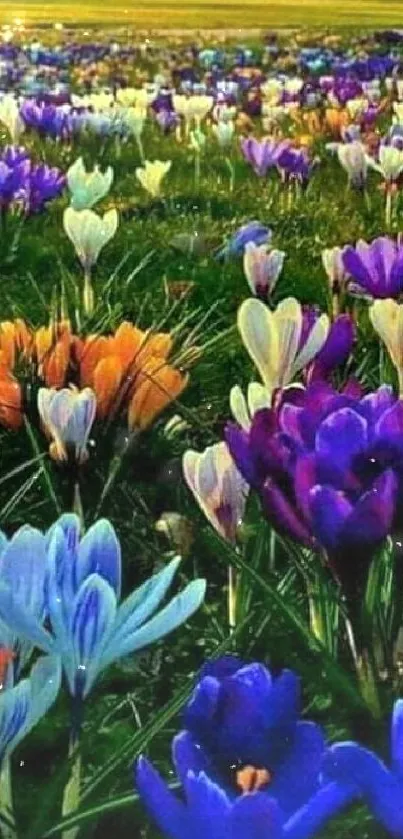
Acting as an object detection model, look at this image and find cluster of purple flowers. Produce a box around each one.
[0,145,65,214]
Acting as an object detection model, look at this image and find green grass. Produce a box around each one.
[2,0,403,28]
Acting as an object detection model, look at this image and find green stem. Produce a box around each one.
[194,152,200,191]
[136,135,145,164]
[385,187,393,230]
[83,269,94,317]
[225,157,235,193]
[0,760,17,839]
[228,565,237,632]
[62,738,81,839]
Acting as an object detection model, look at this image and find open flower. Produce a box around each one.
[0,515,206,700]
[135,159,171,198]
[323,699,403,837]
[63,207,119,273]
[243,241,285,299]
[226,383,401,595]
[241,137,291,177]
[136,657,355,839]
[183,442,248,542]
[0,656,61,765]
[37,386,97,463]
[80,322,188,429]
[67,156,114,210]
[342,236,403,299]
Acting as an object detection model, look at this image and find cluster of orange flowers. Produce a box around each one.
[0,319,188,432]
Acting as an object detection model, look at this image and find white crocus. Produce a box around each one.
[213,120,235,148]
[38,386,97,463]
[63,207,118,314]
[366,144,403,183]
[67,157,114,210]
[237,297,329,397]
[370,299,403,395]
[243,242,285,298]
[121,106,147,139]
[336,141,367,187]
[135,159,171,198]
[0,95,24,143]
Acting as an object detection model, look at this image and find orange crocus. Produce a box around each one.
[34,321,76,388]
[128,356,189,431]
[0,368,22,430]
[324,108,350,138]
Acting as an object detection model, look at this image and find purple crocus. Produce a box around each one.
[277,146,317,184]
[26,163,66,213]
[226,383,402,594]
[342,236,403,299]
[20,100,76,140]
[305,313,356,382]
[241,136,291,177]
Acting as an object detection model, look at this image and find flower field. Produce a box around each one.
[0,21,402,839]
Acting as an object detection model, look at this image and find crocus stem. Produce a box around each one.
[83,269,94,316]
[385,187,393,229]
[62,736,81,839]
[228,565,237,632]
[398,367,403,398]
[0,760,17,839]
[269,529,276,571]
[136,135,145,164]
[194,152,200,191]
[72,482,84,528]
[225,157,235,193]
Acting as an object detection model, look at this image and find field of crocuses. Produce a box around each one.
[0,23,402,839]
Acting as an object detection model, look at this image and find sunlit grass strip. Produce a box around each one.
[3,0,402,27]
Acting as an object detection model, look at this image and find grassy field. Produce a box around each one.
[1,0,402,28]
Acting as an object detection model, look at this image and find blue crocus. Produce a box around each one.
[135,657,355,839]
[216,221,271,261]
[0,515,206,700]
[322,700,403,837]
[0,524,48,673]
[179,656,330,816]
[0,655,61,764]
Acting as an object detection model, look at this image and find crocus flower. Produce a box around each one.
[243,241,285,299]
[67,157,114,211]
[26,162,65,214]
[0,656,61,765]
[342,236,403,299]
[0,515,206,700]
[37,386,97,463]
[366,143,403,184]
[213,120,235,148]
[216,220,271,260]
[0,523,49,670]
[63,207,119,273]
[0,95,24,144]
[136,657,355,838]
[336,141,367,188]
[183,442,248,542]
[277,146,317,184]
[370,299,403,394]
[322,247,349,297]
[135,159,171,198]
[241,137,291,177]
[323,699,403,837]
[226,383,400,593]
[237,297,329,398]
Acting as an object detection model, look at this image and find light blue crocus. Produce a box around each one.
[0,525,48,674]
[0,655,61,764]
[0,515,206,700]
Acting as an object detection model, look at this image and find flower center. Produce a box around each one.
[236,765,272,794]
